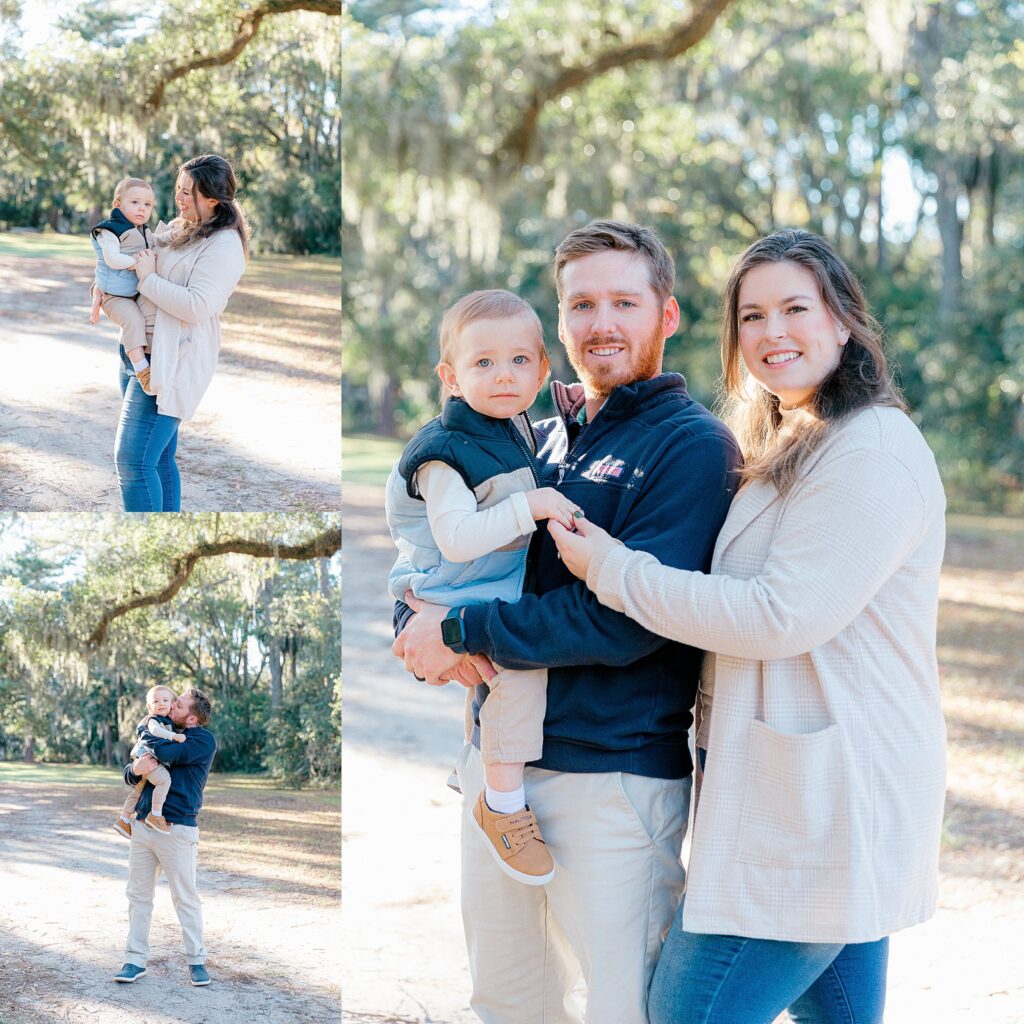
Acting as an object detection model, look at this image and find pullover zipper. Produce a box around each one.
[504,411,541,594]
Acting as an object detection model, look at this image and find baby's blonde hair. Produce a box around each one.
[113,177,154,206]
[436,289,546,405]
[146,685,175,705]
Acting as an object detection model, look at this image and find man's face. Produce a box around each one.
[169,694,194,727]
[558,249,679,398]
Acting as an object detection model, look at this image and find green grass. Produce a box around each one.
[343,433,404,485]
[0,231,341,280]
[0,231,92,261]
[0,762,118,785]
[0,761,336,798]
[241,252,340,289]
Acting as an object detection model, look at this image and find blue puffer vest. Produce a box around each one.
[90,207,148,297]
[385,398,540,607]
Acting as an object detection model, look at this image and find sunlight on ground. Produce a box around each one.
[342,434,404,486]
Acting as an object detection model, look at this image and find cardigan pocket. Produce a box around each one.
[735,720,850,868]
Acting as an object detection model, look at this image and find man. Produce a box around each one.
[112,687,217,988]
[394,221,742,1022]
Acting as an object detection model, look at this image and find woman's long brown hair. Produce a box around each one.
[720,229,903,494]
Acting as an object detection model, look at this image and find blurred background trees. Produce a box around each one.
[0,513,341,786]
[343,0,1024,511]
[0,0,340,254]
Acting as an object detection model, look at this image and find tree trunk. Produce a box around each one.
[374,372,399,437]
[261,578,284,711]
[318,557,331,599]
[935,163,963,324]
[104,723,113,767]
[23,735,35,762]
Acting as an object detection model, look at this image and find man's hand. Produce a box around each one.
[133,754,158,775]
[392,595,497,685]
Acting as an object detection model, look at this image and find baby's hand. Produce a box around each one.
[525,487,584,531]
[173,732,187,743]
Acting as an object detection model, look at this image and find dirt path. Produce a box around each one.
[0,771,339,1024]
[0,249,339,511]
[341,482,1024,1024]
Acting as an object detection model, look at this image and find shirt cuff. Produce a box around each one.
[461,603,491,657]
[586,542,634,614]
[509,491,537,537]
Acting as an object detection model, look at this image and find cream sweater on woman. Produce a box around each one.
[586,405,947,943]
[138,227,245,422]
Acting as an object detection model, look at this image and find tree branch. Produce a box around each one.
[692,5,857,104]
[86,527,341,648]
[497,0,734,167]
[143,0,340,113]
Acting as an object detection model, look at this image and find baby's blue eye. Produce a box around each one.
[477,358,492,367]
[513,355,529,365]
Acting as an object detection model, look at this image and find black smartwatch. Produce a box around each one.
[441,607,468,654]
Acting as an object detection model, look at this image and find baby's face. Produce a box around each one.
[146,689,175,716]
[117,186,154,227]
[442,315,548,419]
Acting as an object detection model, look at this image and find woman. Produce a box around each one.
[113,153,248,511]
[551,229,946,1023]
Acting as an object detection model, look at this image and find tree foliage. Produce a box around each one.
[0,0,340,254]
[0,513,340,786]
[343,0,1024,511]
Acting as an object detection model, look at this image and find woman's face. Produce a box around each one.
[736,261,848,409]
[175,171,219,223]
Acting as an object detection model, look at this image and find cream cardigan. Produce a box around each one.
[139,228,245,422]
[587,405,947,943]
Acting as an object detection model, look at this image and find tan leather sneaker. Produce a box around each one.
[472,792,555,886]
[112,817,132,840]
[144,813,171,833]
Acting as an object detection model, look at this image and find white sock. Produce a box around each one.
[485,784,526,814]
[131,357,149,372]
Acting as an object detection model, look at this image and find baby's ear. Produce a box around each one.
[437,362,460,394]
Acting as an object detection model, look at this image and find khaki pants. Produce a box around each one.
[121,764,172,818]
[474,665,547,764]
[102,293,158,352]
[457,742,690,1024]
[124,821,205,968]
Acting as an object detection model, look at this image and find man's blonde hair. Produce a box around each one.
[112,177,153,206]
[436,289,546,405]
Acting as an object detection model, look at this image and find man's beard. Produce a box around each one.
[565,325,665,397]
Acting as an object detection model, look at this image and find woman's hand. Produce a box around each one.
[548,516,621,582]
[134,249,158,281]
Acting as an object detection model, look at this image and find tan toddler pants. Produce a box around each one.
[121,764,172,818]
[470,665,547,765]
[102,294,158,353]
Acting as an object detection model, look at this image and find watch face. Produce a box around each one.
[441,616,463,647]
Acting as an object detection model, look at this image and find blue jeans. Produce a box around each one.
[653,749,889,1022]
[648,906,888,1023]
[114,347,182,511]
